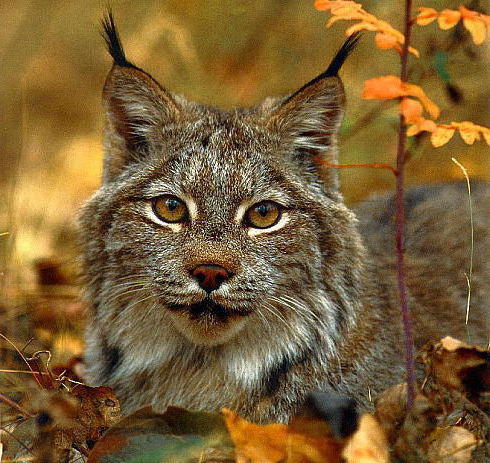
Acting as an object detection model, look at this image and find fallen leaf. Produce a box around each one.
[374,383,408,445]
[342,414,389,463]
[422,336,490,397]
[89,406,234,463]
[222,408,287,462]
[427,426,479,463]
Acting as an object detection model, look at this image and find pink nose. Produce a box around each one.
[190,264,232,293]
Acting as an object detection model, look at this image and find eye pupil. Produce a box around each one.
[167,199,179,211]
[257,205,268,216]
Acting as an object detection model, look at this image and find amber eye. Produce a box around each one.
[152,195,188,223]
[245,201,282,229]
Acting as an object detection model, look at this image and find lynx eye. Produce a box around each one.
[245,201,282,229]
[152,195,188,223]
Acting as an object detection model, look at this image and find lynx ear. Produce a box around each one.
[101,13,181,182]
[266,34,360,191]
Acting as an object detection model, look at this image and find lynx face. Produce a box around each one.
[80,18,365,404]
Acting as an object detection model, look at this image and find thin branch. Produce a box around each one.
[317,159,398,175]
[0,393,33,418]
[395,0,416,408]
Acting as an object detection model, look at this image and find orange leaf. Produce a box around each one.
[483,132,490,145]
[403,83,440,119]
[438,9,461,29]
[362,76,440,119]
[222,408,287,462]
[431,127,455,147]
[362,75,404,100]
[399,98,423,124]
[375,32,401,52]
[416,7,438,26]
[462,17,487,44]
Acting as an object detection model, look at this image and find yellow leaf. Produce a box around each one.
[483,132,490,145]
[406,118,437,136]
[462,17,487,44]
[416,7,438,26]
[437,9,461,29]
[456,121,481,144]
[431,127,455,147]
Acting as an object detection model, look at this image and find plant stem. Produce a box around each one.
[396,0,415,407]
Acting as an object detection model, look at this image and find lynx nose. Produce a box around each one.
[190,264,231,293]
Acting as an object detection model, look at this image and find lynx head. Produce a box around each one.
[79,15,363,356]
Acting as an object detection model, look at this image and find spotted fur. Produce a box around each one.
[79,17,489,424]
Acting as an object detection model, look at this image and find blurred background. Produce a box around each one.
[0,0,488,363]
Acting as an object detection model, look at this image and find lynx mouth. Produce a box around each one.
[169,298,252,321]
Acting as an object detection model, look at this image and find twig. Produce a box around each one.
[316,159,398,175]
[0,393,33,418]
[0,334,44,389]
[395,0,415,408]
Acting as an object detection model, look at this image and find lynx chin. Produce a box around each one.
[79,13,489,423]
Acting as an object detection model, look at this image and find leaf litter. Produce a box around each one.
[1,330,488,462]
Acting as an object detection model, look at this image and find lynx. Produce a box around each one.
[79,14,489,424]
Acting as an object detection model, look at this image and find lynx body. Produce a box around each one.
[80,17,489,423]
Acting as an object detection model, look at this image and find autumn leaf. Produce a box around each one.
[222,408,343,463]
[315,0,419,56]
[362,76,440,119]
[438,9,461,30]
[460,6,488,45]
[415,7,438,26]
[415,6,489,45]
[430,126,455,147]
[342,414,389,463]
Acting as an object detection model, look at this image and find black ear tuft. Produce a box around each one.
[101,11,140,70]
[324,32,361,78]
[285,33,360,104]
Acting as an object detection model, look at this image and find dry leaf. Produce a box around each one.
[431,127,456,147]
[374,383,408,445]
[400,98,423,124]
[415,5,489,45]
[460,6,488,45]
[342,414,389,463]
[315,0,419,56]
[222,408,288,462]
[438,9,462,30]
[416,7,438,26]
[427,426,479,463]
[362,76,440,119]
[422,336,490,396]
[222,408,343,463]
